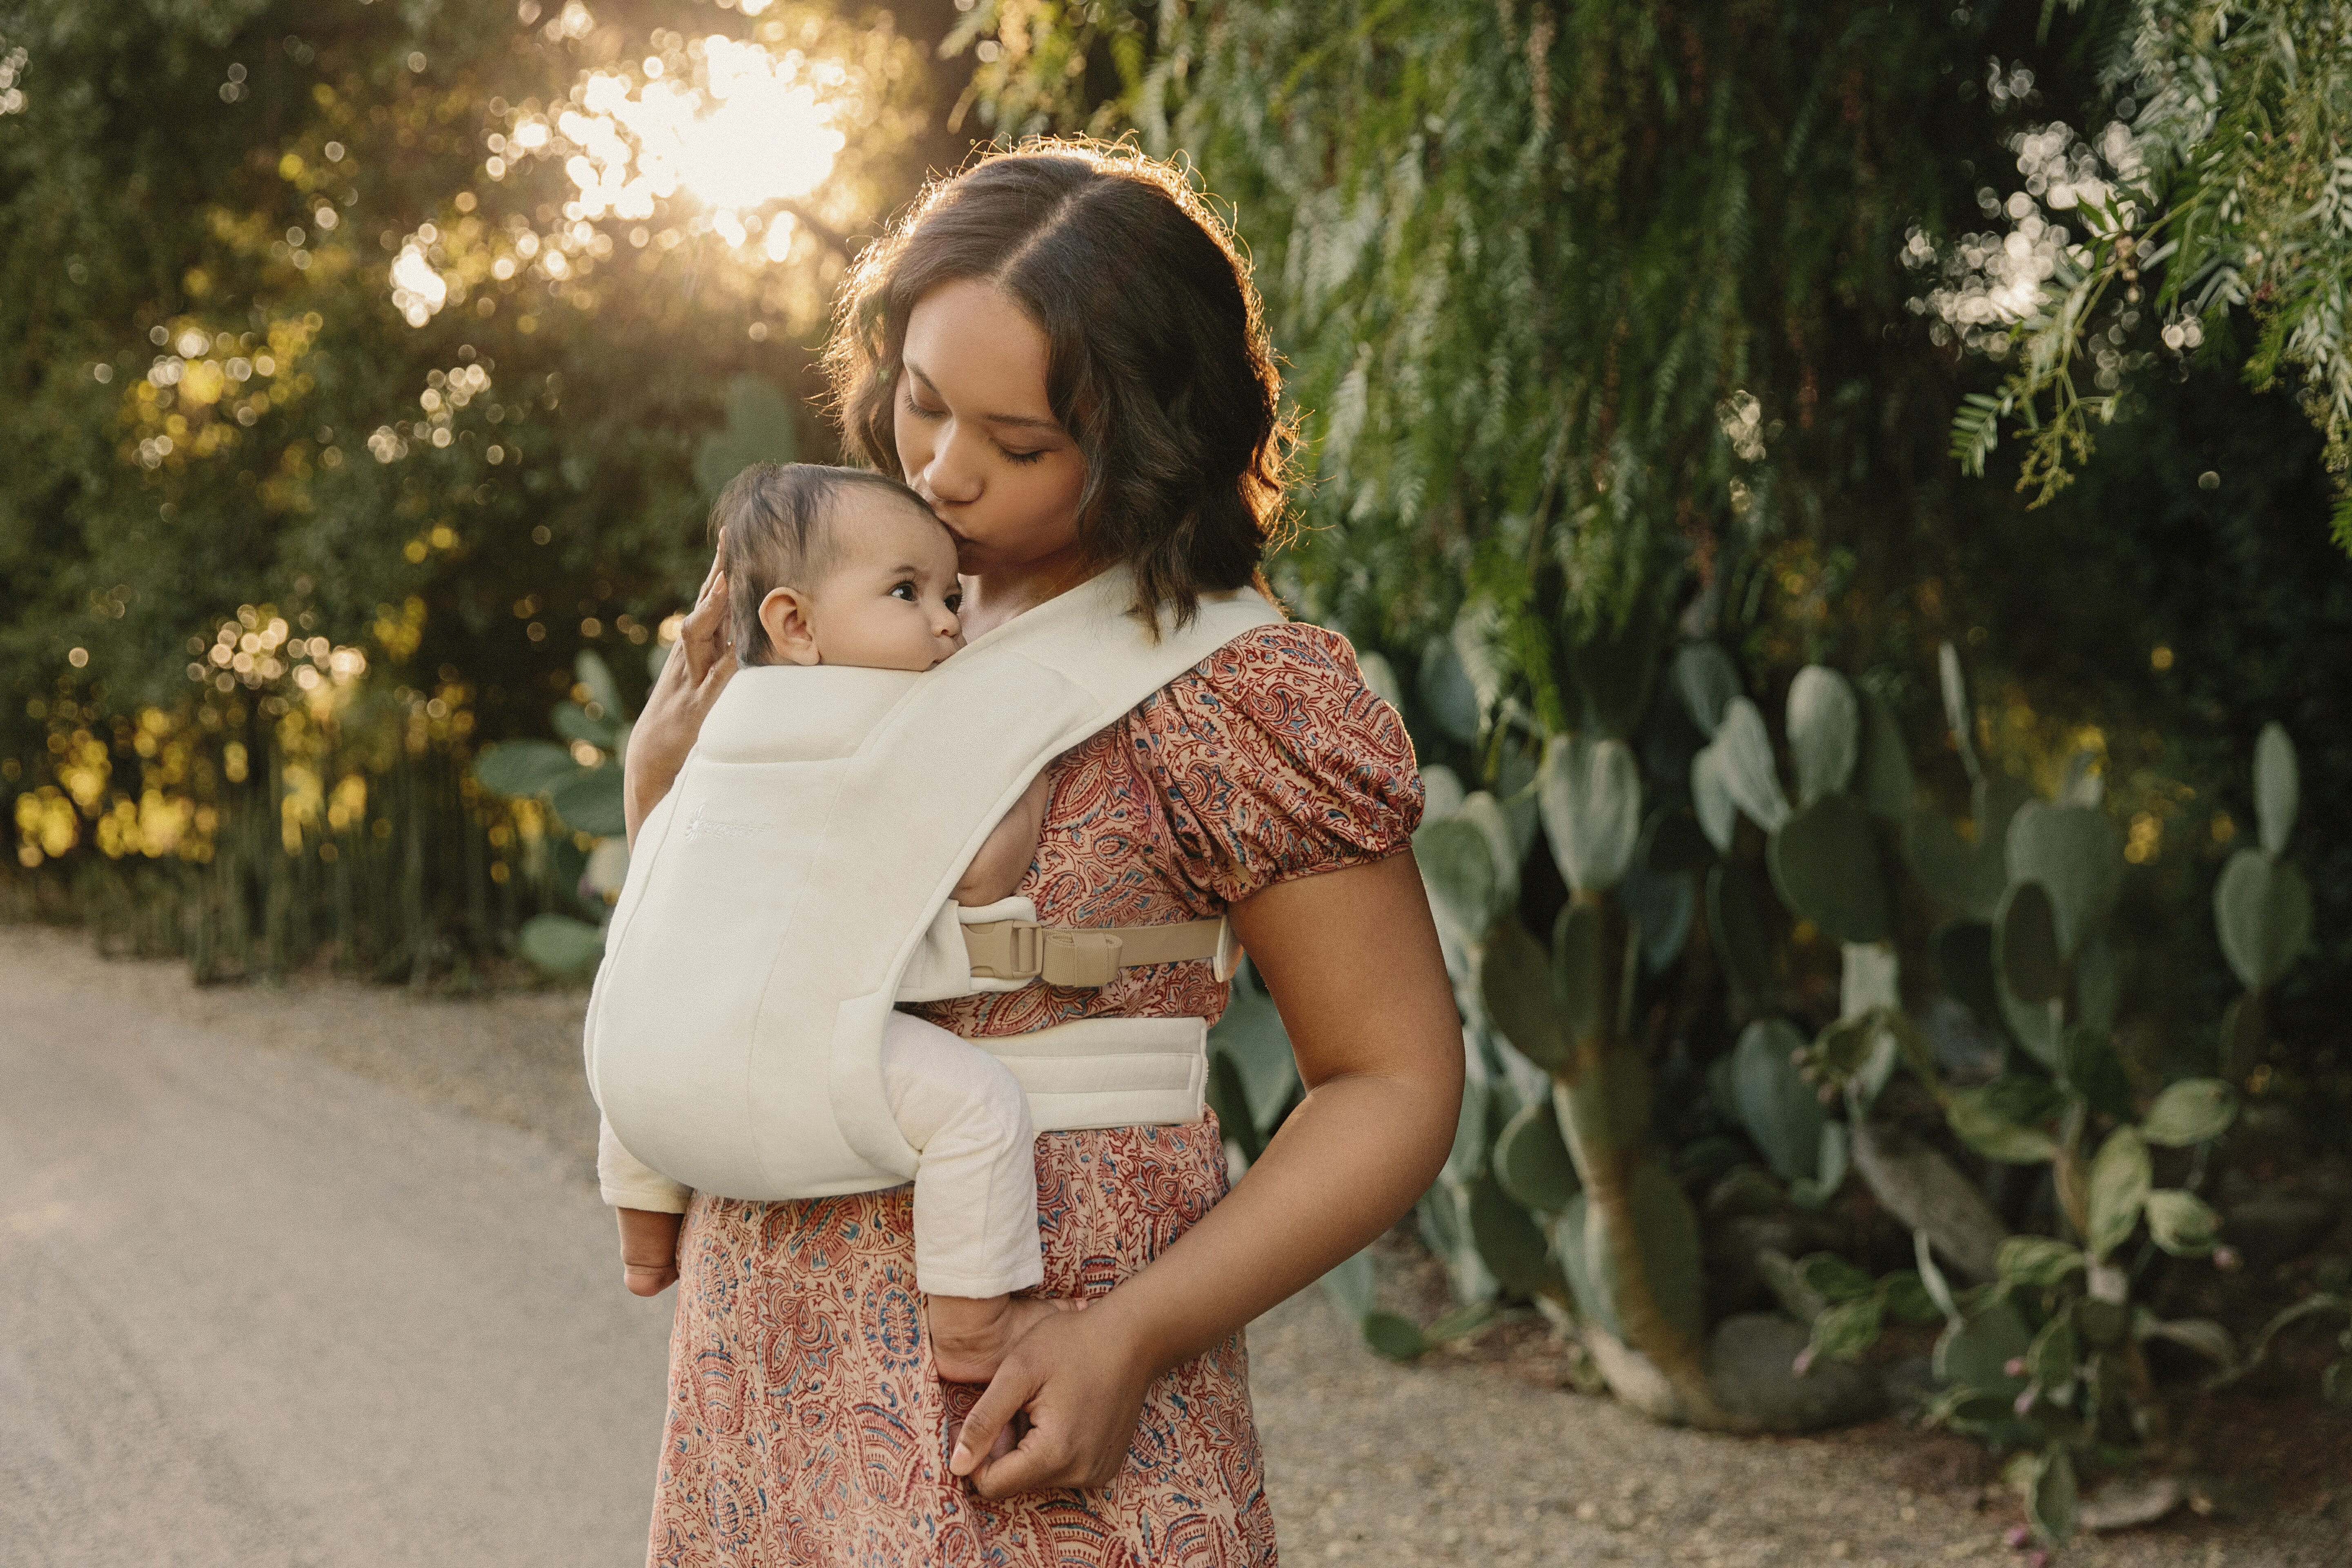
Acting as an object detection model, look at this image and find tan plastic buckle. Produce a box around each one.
[1040,930,1124,987]
[964,920,1043,981]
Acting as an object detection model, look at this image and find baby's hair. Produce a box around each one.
[711,462,936,665]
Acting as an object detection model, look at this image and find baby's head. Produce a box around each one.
[713,463,964,671]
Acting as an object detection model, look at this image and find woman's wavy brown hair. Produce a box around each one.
[823,139,1293,628]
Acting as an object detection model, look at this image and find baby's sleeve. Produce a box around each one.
[598,1113,692,1213]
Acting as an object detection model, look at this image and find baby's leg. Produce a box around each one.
[880,1013,1064,1383]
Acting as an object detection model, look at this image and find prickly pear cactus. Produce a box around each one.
[2213,723,2312,1075]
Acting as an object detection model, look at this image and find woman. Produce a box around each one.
[622,142,1462,1565]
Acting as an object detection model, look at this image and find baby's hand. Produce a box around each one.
[927,1292,1083,1386]
[617,1207,684,1297]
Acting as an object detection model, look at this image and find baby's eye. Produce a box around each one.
[944,592,963,615]
[889,581,918,602]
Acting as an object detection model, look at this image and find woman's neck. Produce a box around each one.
[958,552,1103,641]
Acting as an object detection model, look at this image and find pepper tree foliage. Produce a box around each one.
[961,1,2352,1030]
[956,0,2078,670]
[0,0,928,832]
[1948,0,2352,551]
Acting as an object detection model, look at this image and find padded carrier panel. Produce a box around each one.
[584,568,1282,1200]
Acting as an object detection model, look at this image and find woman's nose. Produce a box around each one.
[919,425,983,506]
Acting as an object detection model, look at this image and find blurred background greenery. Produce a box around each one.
[4,0,2350,1533]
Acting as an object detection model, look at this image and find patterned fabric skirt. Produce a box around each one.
[646,1114,1276,1567]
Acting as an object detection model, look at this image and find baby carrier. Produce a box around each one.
[584,566,1283,1200]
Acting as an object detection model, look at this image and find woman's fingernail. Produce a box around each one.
[950,1443,972,1476]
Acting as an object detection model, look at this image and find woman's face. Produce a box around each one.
[893,278,1089,582]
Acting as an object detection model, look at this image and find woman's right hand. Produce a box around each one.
[625,552,736,846]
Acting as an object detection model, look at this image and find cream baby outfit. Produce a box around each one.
[601,1013,1041,1297]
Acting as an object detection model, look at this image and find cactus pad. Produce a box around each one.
[1713,697,1792,833]
[2003,800,2125,960]
[1495,1097,1581,1213]
[1853,685,1917,821]
[1538,733,1644,892]
[1468,1172,1560,1296]
[1691,745,1739,853]
[1673,642,1744,738]
[1994,880,2065,1005]
[1479,917,1572,1071]
[1731,1018,1827,1180]
[2214,848,2313,993]
[1766,793,1894,944]
[2254,722,2299,857]
[1785,666,1860,806]
[1413,813,1502,947]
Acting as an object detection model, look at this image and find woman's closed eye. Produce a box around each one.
[904,390,1047,465]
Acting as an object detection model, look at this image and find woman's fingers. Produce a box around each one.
[697,642,739,699]
[971,1415,1076,1497]
[949,1354,1042,1479]
[693,527,727,601]
[954,1310,1153,1498]
[678,570,730,684]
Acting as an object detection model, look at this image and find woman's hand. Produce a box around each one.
[949,1296,1156,1496]
[955,853,1461,1499]
[625,552,736,846]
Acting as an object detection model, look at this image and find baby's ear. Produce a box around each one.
[758,586,822,667]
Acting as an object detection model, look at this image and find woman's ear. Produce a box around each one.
[757,586,822,667]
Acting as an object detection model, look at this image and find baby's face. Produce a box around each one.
[796,498,965,671]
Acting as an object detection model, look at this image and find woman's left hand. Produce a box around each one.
[624,553,735,846]
[950,1299,1156,1496]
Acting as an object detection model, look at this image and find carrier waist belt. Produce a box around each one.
[964,1015,1209,1132]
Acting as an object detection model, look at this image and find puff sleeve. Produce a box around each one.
[1126,621,1425,909]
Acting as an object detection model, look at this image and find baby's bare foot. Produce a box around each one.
[929,1293,1080,1385]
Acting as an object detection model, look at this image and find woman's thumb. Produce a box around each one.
[949,1359,1038,1479]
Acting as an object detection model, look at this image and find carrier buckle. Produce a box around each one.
[961,917,1221,989]
[964,919,1043,981]
[1040,930,1124,988]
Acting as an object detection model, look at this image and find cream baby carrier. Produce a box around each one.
[584,567,1282,1200]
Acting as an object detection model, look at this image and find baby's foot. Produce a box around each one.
[928,1292,1080,1385]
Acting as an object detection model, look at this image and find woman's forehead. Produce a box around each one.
[902,279,1056,422]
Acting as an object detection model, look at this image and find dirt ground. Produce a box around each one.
[12,923,2345,1567]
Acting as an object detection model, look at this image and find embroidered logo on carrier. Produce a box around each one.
[683,802,769,844]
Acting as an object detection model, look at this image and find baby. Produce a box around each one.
[611,461,1060,1385]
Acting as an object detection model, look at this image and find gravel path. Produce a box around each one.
[0,927,671,1568]
[3,925,2334,1567]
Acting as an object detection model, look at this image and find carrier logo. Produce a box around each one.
[683,802,769,843]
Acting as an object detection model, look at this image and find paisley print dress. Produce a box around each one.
[646,621,1424,1567]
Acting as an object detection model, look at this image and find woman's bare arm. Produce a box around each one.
[624,561,736,847]
[951,850,1461,1492]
